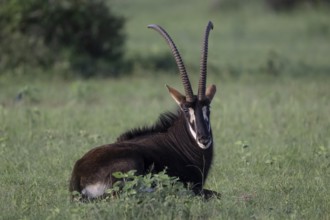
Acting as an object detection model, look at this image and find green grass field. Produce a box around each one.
[1,0,330,219]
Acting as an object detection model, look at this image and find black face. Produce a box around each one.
[181,100,212,149]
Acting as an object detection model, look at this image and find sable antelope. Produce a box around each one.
[69,21,219,200]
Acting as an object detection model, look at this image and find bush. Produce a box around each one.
[71,170,193,202]
[265,0,330,11]
[210,0,330,12]
[265,0,298,11]
[0,0,126,77]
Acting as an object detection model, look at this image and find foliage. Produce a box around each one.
[72,170,193,202]
[0,0,125,77]
[265,0,330,11]
[211,0,330,11]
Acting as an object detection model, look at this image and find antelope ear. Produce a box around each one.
[206,84,216,102]
[166,84,185,105]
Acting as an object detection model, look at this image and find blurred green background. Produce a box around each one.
[0,0,329,78]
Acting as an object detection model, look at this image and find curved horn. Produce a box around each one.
[148,24,194,102]
[198,21,214,100]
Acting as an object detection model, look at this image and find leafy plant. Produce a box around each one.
[0,0,125,77]
[70,169,193,202]
[105,170,193,200]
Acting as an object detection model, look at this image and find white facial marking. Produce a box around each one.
[202,106,211,131]
[82,182,107,198]
[202,106,209,122]
[188,108,195,124]
[188,121,197,140]
[198,139,212,149]
[187,107,212,149]
[188,108,198,141]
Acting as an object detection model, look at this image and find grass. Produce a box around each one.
[1,75,329,219]
[1,0,330,219]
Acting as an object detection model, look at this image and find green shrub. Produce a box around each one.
[265,0,330,11]
[71,170,193,202]
[0,0,125,77]
[210,0,330,12]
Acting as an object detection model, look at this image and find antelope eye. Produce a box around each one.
[185,101,195,108]
[201,99,211,106]
[182,103,193,112]
[182,107,189,113]
[204,104,211,110]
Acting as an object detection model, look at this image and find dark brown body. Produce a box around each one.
[69,111,216,199]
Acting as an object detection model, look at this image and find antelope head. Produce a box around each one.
[148,21,216,149]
